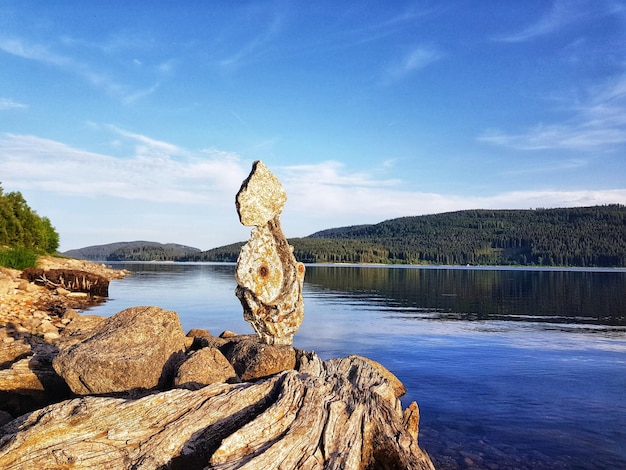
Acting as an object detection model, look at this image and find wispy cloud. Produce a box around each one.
[384,45,442,83]
[107,125,185,158]
[0,97,27,110]
[479,75,626,151]
[0,36,157,104]
[497,0,624,43]
[2,133,625,248]
[121,82,161,105]
[217,3,444,74]
[0,36,70,66]
[273,161,626,231]
[333,5,445,49]
[479,123,626,151]
[0,132,247,204]
[219,12,283,69]
[502,158,588,176]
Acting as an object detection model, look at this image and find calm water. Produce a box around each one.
[89,263,626,470]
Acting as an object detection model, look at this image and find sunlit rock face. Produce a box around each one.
[234,161,305,346]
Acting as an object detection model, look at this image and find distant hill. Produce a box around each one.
[63,241,201,262]
[192,205,626,267]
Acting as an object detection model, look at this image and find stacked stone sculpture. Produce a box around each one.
[234,161,305,346]
[0,161,436,470]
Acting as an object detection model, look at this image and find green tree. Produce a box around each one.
[0,184,60,253]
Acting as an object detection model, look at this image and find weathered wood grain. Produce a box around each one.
[0,353,435,469]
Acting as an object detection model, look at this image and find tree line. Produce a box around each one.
[64,241,201,262]
[192,205,626,267]
[0,185,60,269]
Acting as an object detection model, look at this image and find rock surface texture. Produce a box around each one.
[0,353,434,470]
[234,161,305,346]
[0,176,436,469]
[52,306,187,395]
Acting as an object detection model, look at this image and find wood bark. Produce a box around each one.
[0,352,435,470]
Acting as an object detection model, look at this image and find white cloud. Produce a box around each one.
[479,75,626,151]
[0,97,27,110]
[0,36,157,104]
[122,83,161,105]
[2,132,625,250]
[218,12,283,69]
[272,161,626,238]
[384,45,442,82]
[0,132,248,204]
[496,0,619,43]
[0,36,70,66]
[107,125,182,157]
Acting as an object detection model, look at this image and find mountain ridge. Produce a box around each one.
[63,241,201,261]
[195,205,626,267]
[64,205,626,267]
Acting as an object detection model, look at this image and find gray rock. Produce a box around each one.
[234,161,305,346]
[222,336,296,381]
[235,160,287,226]
[0,410,12,428]
[174,347,238,389]
[53,306,187,395]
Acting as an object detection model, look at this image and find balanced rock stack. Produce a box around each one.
[0,161,435,469]
[235,160,306,346]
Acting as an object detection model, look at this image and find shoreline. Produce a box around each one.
[0,256,435,469]
[1,256,128,346]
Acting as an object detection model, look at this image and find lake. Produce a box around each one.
[88,262,626,470]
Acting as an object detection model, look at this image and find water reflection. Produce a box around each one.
[304,265,626,326]
[89,262,626,469]
[95,262,250,334]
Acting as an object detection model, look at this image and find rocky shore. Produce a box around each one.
[0,256,127,343]
[0,256,435,469]
[0,257,128,418]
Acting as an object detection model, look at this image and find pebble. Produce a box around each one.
[67,292,89,298]
[43,332,61,343]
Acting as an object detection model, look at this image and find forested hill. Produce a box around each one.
[63,241,201,262]
[193,205,626,267]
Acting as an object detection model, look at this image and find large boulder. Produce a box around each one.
[53,306,187,395]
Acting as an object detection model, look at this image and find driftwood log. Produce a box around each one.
[21,269,109,297]
[0,352,435,470]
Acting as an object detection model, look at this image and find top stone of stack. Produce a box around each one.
[236,160,287,227]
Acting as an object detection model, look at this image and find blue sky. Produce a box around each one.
[1,1,625,251]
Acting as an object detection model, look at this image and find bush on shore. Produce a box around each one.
[0,246,40,270]
[0,184,60,269]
